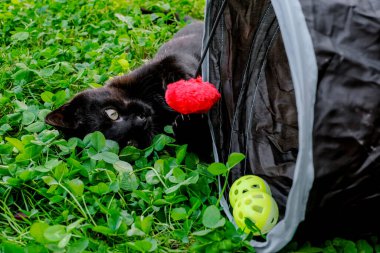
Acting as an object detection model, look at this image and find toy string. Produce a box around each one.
[195,0,228,77]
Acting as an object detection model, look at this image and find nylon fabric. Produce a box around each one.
[204,0,379,251]
[296,0,380,239]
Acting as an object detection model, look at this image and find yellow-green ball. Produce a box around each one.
[233,190,278,235]
[229,175,272,208]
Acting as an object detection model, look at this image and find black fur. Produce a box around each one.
[45,22,212,158]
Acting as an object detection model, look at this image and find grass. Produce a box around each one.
[0,0,378,252]
[0,0,253,252]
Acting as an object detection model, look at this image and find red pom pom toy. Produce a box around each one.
[165,77,221,114]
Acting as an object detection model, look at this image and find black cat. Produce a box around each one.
[45,21,212,158]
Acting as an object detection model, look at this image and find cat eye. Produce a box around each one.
[105,108,119,121]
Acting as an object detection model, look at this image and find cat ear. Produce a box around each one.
[45,103,79,129]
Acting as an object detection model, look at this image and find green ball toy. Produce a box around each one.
[229,175,272,208]
[232,190,279,235]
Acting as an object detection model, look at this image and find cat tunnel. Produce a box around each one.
[201,0,380,252]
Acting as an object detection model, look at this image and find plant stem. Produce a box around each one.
[59,183,88,220]
[150,167,168,189]
[82,196,97,226]
[216,172,229,207]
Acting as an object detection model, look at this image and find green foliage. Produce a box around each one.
[0,0,253,251]
[0,128,253,252]
[281,237,380,253]
[0,0,204,131]
[0,0,378,252]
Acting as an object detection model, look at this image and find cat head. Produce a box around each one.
[45,57,190,149]
[45,86,158,148]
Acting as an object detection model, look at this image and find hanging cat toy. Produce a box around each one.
[165,76,221,114]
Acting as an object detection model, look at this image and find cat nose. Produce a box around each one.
[136,115,147,128]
